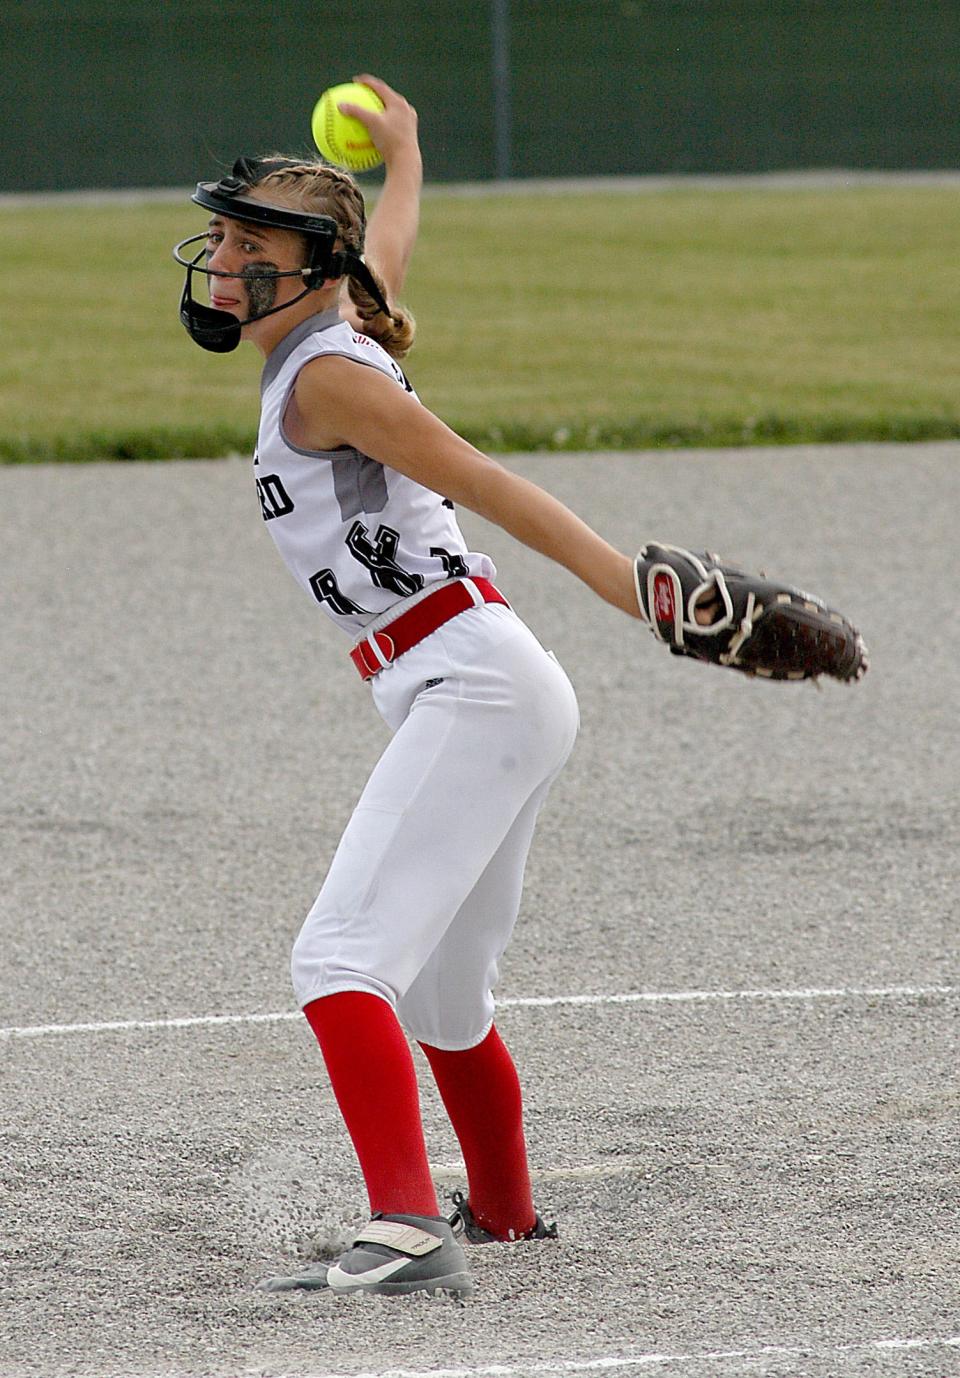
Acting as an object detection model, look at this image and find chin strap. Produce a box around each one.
[176,237,396,354]
[179,270,320,353]
[177,243,323,353]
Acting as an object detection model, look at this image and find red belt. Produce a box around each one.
[350,577,509,680]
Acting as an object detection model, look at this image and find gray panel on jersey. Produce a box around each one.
[260,310,341,396]
[330,450,389,520]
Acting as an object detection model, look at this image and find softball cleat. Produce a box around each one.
[324,1213,474,1298]
[447,1189,559,1243]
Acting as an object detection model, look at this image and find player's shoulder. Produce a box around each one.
[293,350,400,412]
[293,317,388,365]
[304,323,413,393]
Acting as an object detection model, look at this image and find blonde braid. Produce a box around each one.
[251,159,416,360]
[345,267,416,359]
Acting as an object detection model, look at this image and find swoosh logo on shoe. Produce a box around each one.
[326,1256,410,1290]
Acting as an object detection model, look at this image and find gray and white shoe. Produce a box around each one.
[325,1213,474,1298]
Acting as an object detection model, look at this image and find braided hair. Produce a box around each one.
[250,159,415,360]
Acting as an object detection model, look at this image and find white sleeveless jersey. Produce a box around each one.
[254,309,495,637]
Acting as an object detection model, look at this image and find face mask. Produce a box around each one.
[172,157,390,353]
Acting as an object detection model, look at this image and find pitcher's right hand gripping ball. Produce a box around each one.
[634,543,868,683]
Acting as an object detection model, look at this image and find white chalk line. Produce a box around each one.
[240,1332,960,1378]
[429,1158,645,1182]
[430,1159,677,1183]
[1,983,955,1042]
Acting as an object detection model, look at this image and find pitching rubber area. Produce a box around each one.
[2,444,958,1378]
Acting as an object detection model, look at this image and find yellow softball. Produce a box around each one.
[311,82,385,172]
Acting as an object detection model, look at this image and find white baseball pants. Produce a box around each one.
[290,600,579,1049]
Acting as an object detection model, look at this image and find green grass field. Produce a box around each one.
[2,183,959,461]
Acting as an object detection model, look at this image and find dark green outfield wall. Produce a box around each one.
[3,0,959,192]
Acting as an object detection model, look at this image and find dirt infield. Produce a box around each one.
[2,444,958,1378]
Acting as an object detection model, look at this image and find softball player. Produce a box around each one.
[173,77,647,1299]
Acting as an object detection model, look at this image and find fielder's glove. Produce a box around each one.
[634,543,868,683]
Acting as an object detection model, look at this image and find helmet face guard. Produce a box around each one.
[173,157,390,353]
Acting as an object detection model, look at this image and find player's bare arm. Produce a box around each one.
[294,356,640,619]
[337,75,422,317]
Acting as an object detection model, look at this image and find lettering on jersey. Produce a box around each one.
[442,498,455,510]
[253,447,260,466]
[308,568,369,617]
[257,474,295,521]
[347,522,425,597]
[430,546,469,578]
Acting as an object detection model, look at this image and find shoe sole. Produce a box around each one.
[328,1271,474,1298]
[259,1268,473,1298]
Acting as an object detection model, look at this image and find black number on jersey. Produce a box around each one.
[257,474,295,521]
[347,522,424,598]
[308,568,369,617]
[430,546,469,578]
[389,358,415,392]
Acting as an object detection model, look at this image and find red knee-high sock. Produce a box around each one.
[303,991,439,1218]
[419,1025,536,1240]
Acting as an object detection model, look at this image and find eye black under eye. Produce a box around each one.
[241,261,278,279]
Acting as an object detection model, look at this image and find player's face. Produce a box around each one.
[204,216,306,320]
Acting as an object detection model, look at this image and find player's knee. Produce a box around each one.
[398,991,495,1051]
[290,930,398,1010]
[289,930,338,1007]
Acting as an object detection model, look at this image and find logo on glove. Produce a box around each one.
[652,572,677,628]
